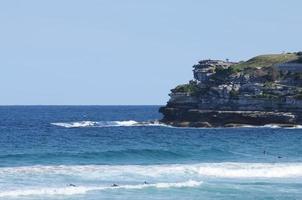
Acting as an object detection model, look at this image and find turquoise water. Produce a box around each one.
[0,106,302,200]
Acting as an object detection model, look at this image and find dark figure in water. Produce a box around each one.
[263,150,266,155]
[144,181,148,184]
[68,184,76,187]
[278,156,282,159]
[111,184,119,187]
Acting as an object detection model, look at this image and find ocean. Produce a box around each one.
[0,106,302,200]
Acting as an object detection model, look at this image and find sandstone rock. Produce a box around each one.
[160,53,302,127]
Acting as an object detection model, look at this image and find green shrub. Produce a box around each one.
[171,81,200,96]
[231,53,299,70]
[211,67,240,82]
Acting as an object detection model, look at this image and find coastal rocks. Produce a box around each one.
[166,121,212,128]
[159,107,297,127]
[193,60,236,82]
[168,92,198,106]
[210,85,233,98]
[239,83,262,95]
[159,53,302,127]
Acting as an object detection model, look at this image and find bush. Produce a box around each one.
[171,81,200,96]
[211,67,240,82]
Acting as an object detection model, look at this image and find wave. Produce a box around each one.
[285,125,302,129]
[51,120,302,129]
[0,149,184,161]
[0,180,202,197]
[1,163,302,179]
[239,124,302,129]
[51,120,169,128]
[181,123,302,129]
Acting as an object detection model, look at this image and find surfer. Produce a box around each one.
[111,183,119,187]
[68,184,76,187]
[144,181,149,184]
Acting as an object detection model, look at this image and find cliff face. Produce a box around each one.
[159,52,302,127]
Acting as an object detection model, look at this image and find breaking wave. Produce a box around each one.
[1,163,302,197]
[51,120,169,128]
[1,163,302,179]
[239,124,302,129]
[0,180,202,197]
[51,120,302,129]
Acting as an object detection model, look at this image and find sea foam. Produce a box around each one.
[51,120,168,128]
[1,163,302,179]
[51,120,302,129]
[0,180,202,197]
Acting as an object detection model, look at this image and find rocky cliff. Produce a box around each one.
[159,52,302,127]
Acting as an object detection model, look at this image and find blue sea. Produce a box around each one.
[0,106,302,200]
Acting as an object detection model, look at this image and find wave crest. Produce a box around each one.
[1,163,302,178]
[0,180,202,197]
[51,120,168,128]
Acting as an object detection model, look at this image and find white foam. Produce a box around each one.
[221,124,302,129]
[52,121,98,128]
[193,163,302,178]
[113,180,202,189]
[263,124,282,128]
[286,125,302,129]
[0,186,92,197]
[51,120,302,129]
[0,180,202,197]
[51,120,169,128]
[151,180,202,188]
[1,163,302,179]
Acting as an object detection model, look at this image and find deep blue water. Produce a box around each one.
[0,106,302,200]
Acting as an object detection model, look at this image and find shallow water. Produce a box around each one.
[0,106,302,199]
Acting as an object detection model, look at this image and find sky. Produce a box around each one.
[0,0,301,105]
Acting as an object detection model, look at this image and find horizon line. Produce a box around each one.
[0,104,164,106]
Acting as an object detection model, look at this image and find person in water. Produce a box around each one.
[68,184,76,187]
[111,184,119,187]
[144,181,148,184]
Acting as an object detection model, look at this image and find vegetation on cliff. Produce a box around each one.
[230,53,299,71]
[160,52,302,127]
[170,81,200,96]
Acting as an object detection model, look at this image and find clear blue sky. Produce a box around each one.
[0,0,301,105]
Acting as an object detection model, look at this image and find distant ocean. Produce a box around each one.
[0,106,302,200]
